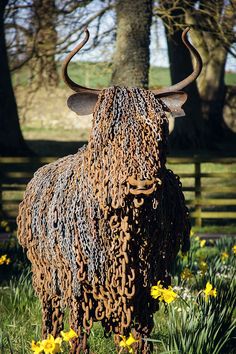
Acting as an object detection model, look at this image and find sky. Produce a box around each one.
[74,3,235,72]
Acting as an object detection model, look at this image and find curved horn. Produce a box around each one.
[152,27,202,94]
[61,28,101,94]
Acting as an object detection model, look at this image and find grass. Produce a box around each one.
[12,61,236,89]
[0,233,235,353]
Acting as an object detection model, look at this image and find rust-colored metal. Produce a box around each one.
[62,27,202,95]
[17,87,190,353]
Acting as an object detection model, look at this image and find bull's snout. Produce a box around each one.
[127,175,162,196]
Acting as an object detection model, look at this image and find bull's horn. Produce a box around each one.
[61,28,101,94]
[151,27,202,95]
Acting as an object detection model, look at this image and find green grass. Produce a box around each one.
[12,61,236,89]
[0,235,235,353]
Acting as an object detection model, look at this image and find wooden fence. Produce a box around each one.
[0,156,236,227]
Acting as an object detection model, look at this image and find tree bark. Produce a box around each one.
[0,1,31,156]
[165,25,206,150]
[189,28,230,139]
[111,0,153,88]
[32,0,58,87]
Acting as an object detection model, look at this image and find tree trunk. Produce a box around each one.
[189,28,230,139]
[111,0,153,88]
[32,0,58,87]
[0,1,31,156]
[165,27,206,150]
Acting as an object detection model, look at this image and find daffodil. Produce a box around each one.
[181,268,193,280]
[161,287,178,303]
[221,252,229,262]
[190,230,195,237]
[41,334,62,354]
[60,328,78,342]
[203,282,217,299]
[0,255,7,265]
[31,340,43,354]
[233,245,236,254]
[150,281,163,299]
[0,255,10,265]
[151,282,177,304]
[119,332,138,354]
[200,239,206,248]
[199,261,208,275]
[5,258,10,265]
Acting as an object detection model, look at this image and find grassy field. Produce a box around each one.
[0,233,235,353]
[13,61,236,89]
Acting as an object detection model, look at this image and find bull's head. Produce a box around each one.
[62,27,202,119]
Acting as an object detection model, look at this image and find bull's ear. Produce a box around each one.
[67,92,98,116]
[155,91,188,118]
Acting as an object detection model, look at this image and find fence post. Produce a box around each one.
[195,160,202,227]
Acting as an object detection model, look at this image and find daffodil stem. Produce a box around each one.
[178,294,190,308]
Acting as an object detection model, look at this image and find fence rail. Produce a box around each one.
[1,156,236,227]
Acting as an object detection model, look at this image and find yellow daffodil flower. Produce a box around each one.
[200,239,206,248]
[221,252,229,261]
[190,230,195,237]
[203,282,217,299]
[233,245,236,254]
[119,332,138,354]
[31,340,43,354]
[60,328,78,342]
[181,268,193,280]
[199,261,208,275]
[151,282,177,304]
[150,281,163,299]
[161,287,178,303]
[41,334,62,354]
[0,255,10,265]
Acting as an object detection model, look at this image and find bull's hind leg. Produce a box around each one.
[41,294,64,339]
[69,297,90,354]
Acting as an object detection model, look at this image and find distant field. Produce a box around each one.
[13,61,236,88]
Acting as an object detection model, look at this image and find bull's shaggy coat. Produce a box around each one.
[17,86,190,353]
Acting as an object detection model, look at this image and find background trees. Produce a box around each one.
[1,0,235,155]
[0,0,31,155]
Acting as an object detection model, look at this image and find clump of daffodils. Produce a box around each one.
[203,282,217,300]
[119,332,138,354]
[151,281,178,303]
[0,254,10,265]
[31,329,78,353]
[181,267,193,280]
[221,252,229,262]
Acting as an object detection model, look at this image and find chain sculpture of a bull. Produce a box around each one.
[17,28,202,354]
